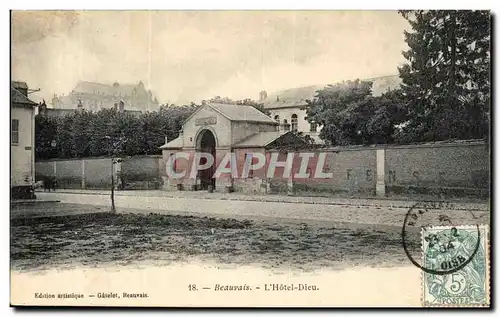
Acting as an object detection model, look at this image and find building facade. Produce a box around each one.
[259,75,403,143]
[160,102,295,192]
[159,102,489,197]
[51,80,160,112]
[11,81,38,199]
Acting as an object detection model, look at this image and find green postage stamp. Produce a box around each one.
[422,225,490,307]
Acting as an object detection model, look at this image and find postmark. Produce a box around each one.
[401,201,484,275]
[421,225,489,307]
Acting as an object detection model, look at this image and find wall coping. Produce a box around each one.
[37,140,488,162]
[266,139,488,152]
[36,154,163,163]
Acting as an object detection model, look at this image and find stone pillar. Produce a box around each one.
[177,149,195,190]
[81,159,86,189]
[376,148,386,196]
[287,157,294,195]
[214,148,233,192]
[114,160,122,190]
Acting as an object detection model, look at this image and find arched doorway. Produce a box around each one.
[196,129,216,190]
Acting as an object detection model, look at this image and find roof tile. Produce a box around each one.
[208,103,276,124]
[11,87,37,106]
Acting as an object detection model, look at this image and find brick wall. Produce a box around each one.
[82,158,111,188]
[120,155,162,189]
[157,140,489,198]
[290,149,377,195]
[55,159,83,188]
[35,156,163,190]
[385,142,489,196]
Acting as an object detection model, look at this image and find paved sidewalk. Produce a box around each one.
[38,189,489,211]
[36,190,490,228]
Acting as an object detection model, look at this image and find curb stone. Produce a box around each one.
[36,190,489,211]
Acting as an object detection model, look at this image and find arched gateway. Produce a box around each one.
[160,102,284,192]
[196,129,216,190]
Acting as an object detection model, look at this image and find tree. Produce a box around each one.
[72,110,94,157]
[56,114,76,158]
[158,103,199,143]
[305,80,408,146]
[116,112,144,156]
[365,90,408,144]
[87,108,119,157]
[305,80,372,145]
[35,114,59,160]
[105,132,126,213]
[397,10,490,142]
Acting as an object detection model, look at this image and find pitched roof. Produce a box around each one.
[262,85,324,110]
[369,75,403,96]
[233,131,284,148]
[159,137,183,149]
[11,87,37,106]
[262,75,402,109]
[208,103,277,124]
[183,103,277,126]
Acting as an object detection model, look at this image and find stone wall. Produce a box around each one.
[44,140,488,198]
[35,156,163,190]
[385,142,489,196]
[120,155,162,189]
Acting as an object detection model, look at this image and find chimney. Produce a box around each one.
[119,100,125,113]
[165,136,168,144]
[77,100,83,112]
[12,81,28,97]
[39,101,48,116]
[259,90,267,101]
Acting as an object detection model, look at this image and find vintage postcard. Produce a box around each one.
[10,10,491,307]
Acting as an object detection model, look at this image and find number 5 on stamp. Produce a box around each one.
[422,225,490,307]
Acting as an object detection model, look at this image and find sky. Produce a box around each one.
[11,11,410,105]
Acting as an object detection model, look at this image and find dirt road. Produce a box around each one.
[11,202,422,272]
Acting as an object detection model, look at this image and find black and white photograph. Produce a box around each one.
[9,9,491,307]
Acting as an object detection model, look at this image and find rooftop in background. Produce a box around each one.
[262,75,402,110]
[207,102,277,124]
[52,80,160,112]
[11,81,37,107]
[37,107,144,118]
[12,81,28,90]
[232,131,283,148]
[73,80,151,97]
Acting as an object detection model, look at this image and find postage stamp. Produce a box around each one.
[421,225,490,307]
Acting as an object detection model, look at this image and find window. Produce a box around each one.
[310,122,318,132]
[274,115,280,132]
[291,114,298,133]
[11,119,19,145]
[283,119,290,132]
[244,153,254,178]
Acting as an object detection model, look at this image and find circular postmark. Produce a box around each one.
[401,201,481,275]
